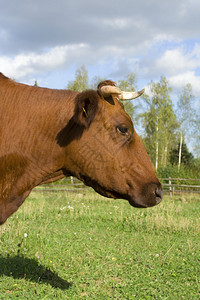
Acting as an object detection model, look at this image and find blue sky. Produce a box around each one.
[0,0,200,107]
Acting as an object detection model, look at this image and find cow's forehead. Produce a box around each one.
[102,95,129,114]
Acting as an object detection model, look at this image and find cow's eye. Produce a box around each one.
[117,126,129,135]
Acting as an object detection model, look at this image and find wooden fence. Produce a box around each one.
[34,177,200,195]
[159,177,200,196]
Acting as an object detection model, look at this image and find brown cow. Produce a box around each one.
[0,73,162,225]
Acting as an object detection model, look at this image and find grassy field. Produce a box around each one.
[0,191,199,299]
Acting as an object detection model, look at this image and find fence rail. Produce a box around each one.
[159,177,200,196]
[34,176,200,195]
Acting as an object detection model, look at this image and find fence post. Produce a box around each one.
[169,177,172,198]
[70,176,74,185]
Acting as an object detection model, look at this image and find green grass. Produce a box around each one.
[0,191,199,299]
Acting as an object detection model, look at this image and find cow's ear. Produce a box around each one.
[74,90,99,127]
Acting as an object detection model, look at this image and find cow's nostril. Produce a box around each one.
[155,187,163,203]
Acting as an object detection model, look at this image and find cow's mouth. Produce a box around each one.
[79,175,163,208]
[128,194,162,208]
[128,182,163,208]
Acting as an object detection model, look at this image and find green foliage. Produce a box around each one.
[142,76,179,169]
[170,141,194,166]
[0,191,199,299]
[176,84,195,170]
[177,83,195,132]
[118,72,137,91]
[192,157,200,175]
[193,105,200,157]
[157,164,199,179]
[67,65,89,92]
[90,75,106,90]
[194,134,200,157]
[122,101,135,120]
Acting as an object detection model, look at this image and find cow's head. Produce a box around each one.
[57,81,163,208]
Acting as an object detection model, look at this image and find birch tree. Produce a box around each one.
[192,99,200,158]
[141,76,178,170]
[67,65,89,92]
[194,118,200,157]
[176,83,194,171]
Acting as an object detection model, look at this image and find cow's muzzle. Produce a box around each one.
[128,182,163,208]
[155,186,163,205]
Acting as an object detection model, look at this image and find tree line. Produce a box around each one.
[66,65,200,178]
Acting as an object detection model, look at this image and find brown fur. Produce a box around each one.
[0,73,162,225]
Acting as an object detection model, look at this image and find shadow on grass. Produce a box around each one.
[0,254,72,290]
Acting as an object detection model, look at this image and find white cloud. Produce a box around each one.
[0,44,89,80]
[169,71,200,95]
[156,45,200,75]
[156,49,186,74]
[153,43,200,96]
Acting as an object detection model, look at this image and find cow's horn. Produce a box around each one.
[119,89,145,100]
[100,86,122,97]
[100,85,145,100]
